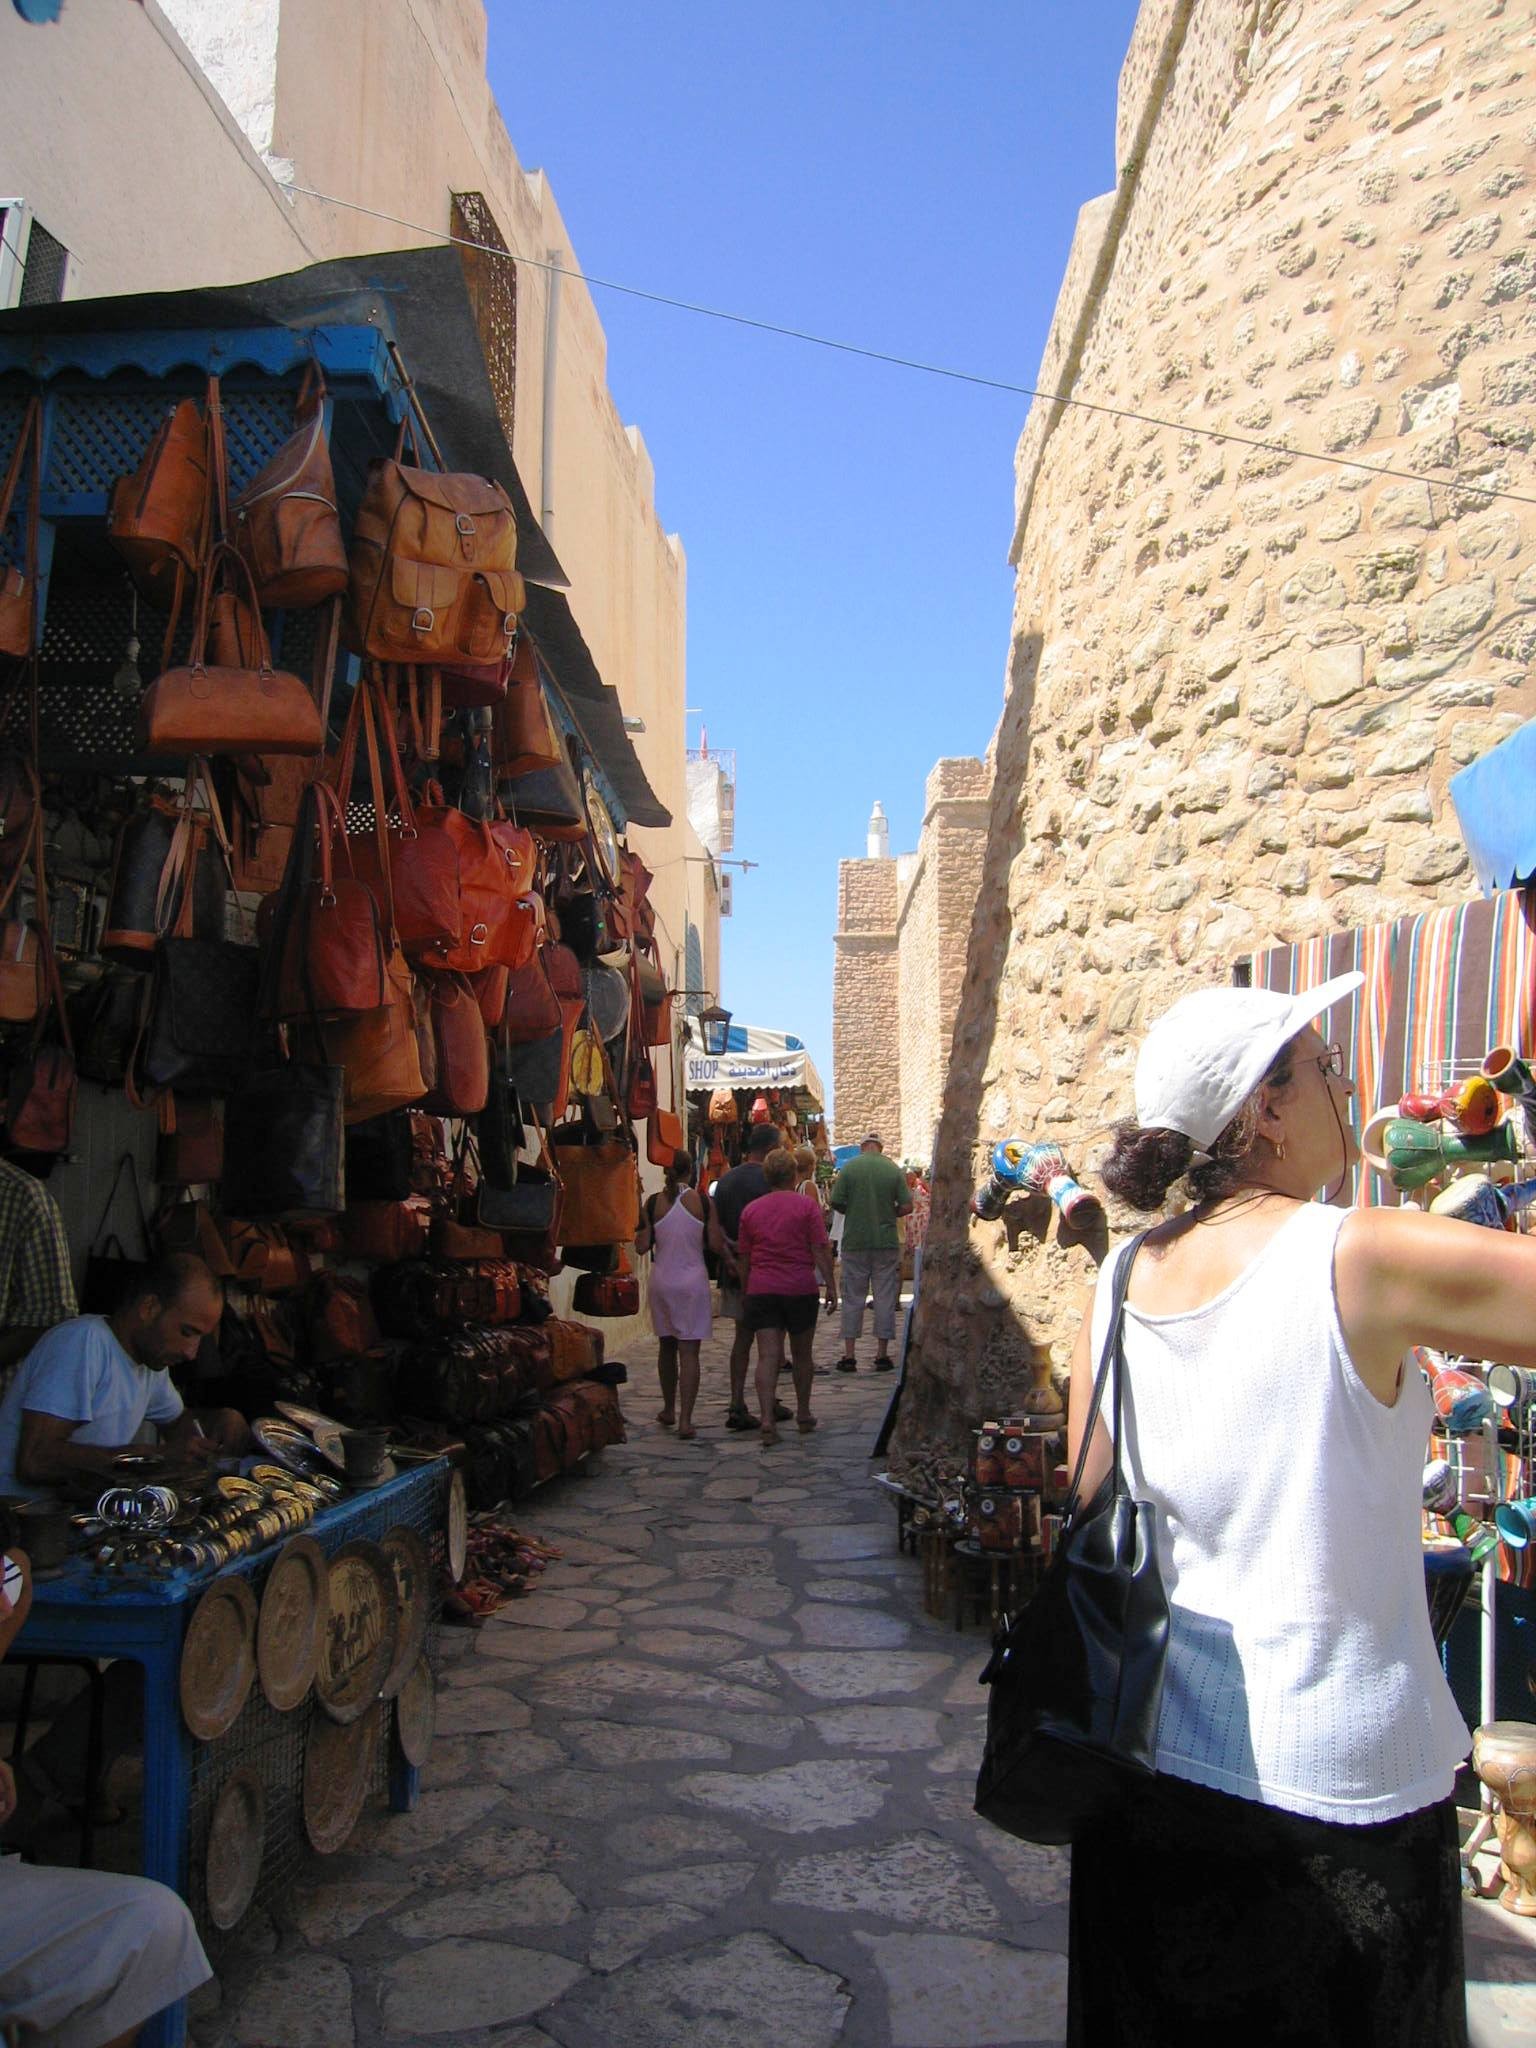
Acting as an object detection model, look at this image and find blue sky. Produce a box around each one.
[489,1,1142,1116]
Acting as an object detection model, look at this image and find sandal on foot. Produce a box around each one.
[676,1424,697,1440]
[834,1357,858,1374]
[796,1415,818,1433]
[759,1426,779,1446]
[656,1411,677,1427]
[724,1407,754,1432]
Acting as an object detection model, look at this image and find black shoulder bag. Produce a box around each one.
[974,1232,1169,1845]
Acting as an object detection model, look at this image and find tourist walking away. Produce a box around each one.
[1062,969,1516,2046]
[634,1151,719,1440]
[793,1144,822,1207]
[830,1133,910,1371]
[712,1125,789,1430]
[735,1148,837,1444]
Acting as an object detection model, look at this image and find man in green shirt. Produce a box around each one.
[829,1135,911,1373]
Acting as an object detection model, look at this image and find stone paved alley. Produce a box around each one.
[200,1330,1070,2048]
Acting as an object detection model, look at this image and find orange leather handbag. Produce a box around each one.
[419,973,491,1117]
[6,929,75,1155]
[491,633,564,775]
[107,391,209,609]
[346,412,525,663]
[549,1129,640,1246]
[260,782,389,1022]
[140,543,325,759]
[334,674,461,958]
[411,783,538,976]
[0,399,42,659]
[308,944,426,1125]
[231,366,349,608]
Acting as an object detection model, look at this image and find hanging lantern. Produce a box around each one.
[699,1002,732,1057]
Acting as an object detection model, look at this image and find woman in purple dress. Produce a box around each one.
[635,1152,721,1440]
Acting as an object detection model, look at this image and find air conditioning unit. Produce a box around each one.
[720,870,733,918]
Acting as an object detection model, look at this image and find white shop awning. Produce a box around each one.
[683,1023,825,1109]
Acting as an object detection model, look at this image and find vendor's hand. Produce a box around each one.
[0,1759,15,1827]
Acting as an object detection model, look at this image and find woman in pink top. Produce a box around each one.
[736,1149,838,1444]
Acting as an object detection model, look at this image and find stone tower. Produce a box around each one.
[897,0,1536,1459]
[832,837,901,1147]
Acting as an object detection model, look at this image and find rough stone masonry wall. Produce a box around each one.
[897,759,993,1163]
[895,0,1536,1461]
[832,858,902,1146]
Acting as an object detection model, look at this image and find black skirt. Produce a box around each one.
[1068,1772,1467,2048]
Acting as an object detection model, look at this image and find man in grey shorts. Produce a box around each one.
[830,1134,911,1372]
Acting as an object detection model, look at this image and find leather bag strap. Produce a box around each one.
[1061,1231,1148,1524]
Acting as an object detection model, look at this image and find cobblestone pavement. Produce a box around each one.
[201,1323,1070,2048]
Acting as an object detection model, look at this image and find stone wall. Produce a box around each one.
[832,858,902,1146]
[896,0,1536,1460]
[896,759,993,1162]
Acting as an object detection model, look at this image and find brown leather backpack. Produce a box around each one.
[346,414,525,664]
[0,398,42,659]
[108,389,210,608]
[232,367,349,608]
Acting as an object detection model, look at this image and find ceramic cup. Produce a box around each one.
[1482,1045,1536,1097]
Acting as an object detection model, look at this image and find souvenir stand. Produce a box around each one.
[683,1021,826,1177]
[0,250,672,2032]
[1251,886,1536,1906]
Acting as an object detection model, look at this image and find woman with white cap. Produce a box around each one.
[1063,970,1532,2046]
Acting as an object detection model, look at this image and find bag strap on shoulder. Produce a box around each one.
[1061,1231,1148,1523]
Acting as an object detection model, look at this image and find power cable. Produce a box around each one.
[285,180,1536,512]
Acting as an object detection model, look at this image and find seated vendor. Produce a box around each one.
[0,1253,246,1497]
[0,1538,213,2048]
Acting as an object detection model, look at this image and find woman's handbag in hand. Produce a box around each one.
[973,1233,1168,1846]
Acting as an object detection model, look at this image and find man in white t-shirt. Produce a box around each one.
[0,1252,239,1498]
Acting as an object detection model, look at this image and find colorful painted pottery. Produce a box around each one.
[1492,1498,1536,1551]
[1450,1510,1499,1564]
[1422,1354,1496,1432]
[1382,1118,1520,1191]
[1471,1721,1536,1916]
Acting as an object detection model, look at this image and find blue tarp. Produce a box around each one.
[1449,718,1536,896]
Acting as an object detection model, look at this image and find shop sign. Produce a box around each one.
[685,1053,805,1089]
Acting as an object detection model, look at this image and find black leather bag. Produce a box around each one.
[140,939,261,1093]
[473,1088,560,1233]
[70,970,144,1086]
[974,1234,1168,1846]
[221,1062,345,1218]
[101,794,226,967]
[345,1109,415,1202]
[80,1152,151,1315]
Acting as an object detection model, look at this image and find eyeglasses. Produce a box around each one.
[1315,1041,1346,1080]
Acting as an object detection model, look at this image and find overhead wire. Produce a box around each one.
[284,180,1536,512]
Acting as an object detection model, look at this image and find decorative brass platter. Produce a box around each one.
[302,1709,377,1855]
[205,1765,265,1930]
[395,1656,436,1768]
[446,1470,468,1586]
[180,1574,258,1741]
[378,1524,431,1702]
[315,1539,396,1724]
[256,1534,329,1713]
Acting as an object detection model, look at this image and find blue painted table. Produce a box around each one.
[14,1458,450,2048]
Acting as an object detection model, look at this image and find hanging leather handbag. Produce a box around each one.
[309,942,427,1124]
[154,1195,235,1277]
[155,1094,224,1185]
[431,1213,505,1262]
[411,783,537,975]
[259,782,389,1021]
[549,1128,640,1246]
[627,1050,659,1121]
[345,1109,416,1202]
[6,930,76,1155]
[101,786,227,965]
[80,1153,152,1315]
[71,969,147,1087]
[439,653,512,711]
[467,962,509,1032]
[141,542,325,760]
[975,1235,1169,1846]
[139,936,260,1094]
[647,1109,686,1167]
[0,687,40,897]
[220,1061,345,1219]
[346,409,525,662]
[334,674,462,957]
[419,973,491,1117]
[502,749,587,840]
[636,946,672,1046]
[339,1198,431,1262]
[571,1271,640,1318]
[503,938,561,1045]
[472,1110,563,1237]
[491,636,565,775]
[107,390,209,609]
[0,398,42,659]
[544,1320,598,1386]
[307,1271,382,1362]
[0,799,44,1025]
[231,365,349,607]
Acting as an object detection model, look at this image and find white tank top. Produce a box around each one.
[1089,1202,1469,1824]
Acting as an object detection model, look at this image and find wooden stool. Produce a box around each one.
[1471,1720,1536,1916]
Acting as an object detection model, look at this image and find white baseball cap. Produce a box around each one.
[1134,971,1364,1150]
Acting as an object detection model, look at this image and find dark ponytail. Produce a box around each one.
[1100,1040,1299,1211]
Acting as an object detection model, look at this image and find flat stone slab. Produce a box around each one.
[382,1937,585,2037]
[675,1523,775,1545]
[503,1593,595,1631]
[587,1903,703,1973]
[674,1546,780,1580]
[486,1733,568,1781]
[717,1655,781,1687]
[290,1879,411,1945]
[728,1583,796,1616]
[650,1707,806,1751]
[552,1931,849,2048]
[972,1831,1072,1908]
[435,1686,536,1736]
[626,1628,740,1664]
[623,1605,794,1647]
[808,1706,945,1753]
[856,1932,1067,2047]
[354,1784,506,1856]
[477,1627,622,1665]
[676,1759,889,1833]
[530,1660,783,1713]
[795,1604,913,1648]
[803,1578,891,1604]
[787,1526,889,1561]
[770,1650,953,1700]
[422,1823,558,1887]
[773,1831,1000,1933]
[228,1954,354,2048]
[511,1769,653,1821]
[597,1563,676,1589]
[563,1719,731,1766]
[621,1861,758,1907]
[607,1814,748,1867]
[391,1872,580,1938]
